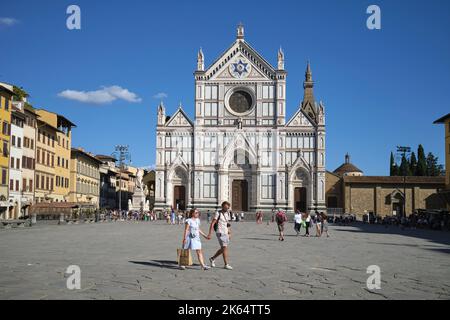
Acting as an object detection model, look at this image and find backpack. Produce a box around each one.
[276,211,286,224]
[213,211,225,232]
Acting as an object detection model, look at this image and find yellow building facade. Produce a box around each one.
[69,148,101,207]
[34,120,57,203]
[0,83,13,215]
[434,114,450,209]
[36,110,75,202]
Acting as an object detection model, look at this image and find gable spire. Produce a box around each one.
[236,22,245,41]
[157,101,166,126]
[301,60,317,122]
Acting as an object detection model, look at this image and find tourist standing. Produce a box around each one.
[294,210,302,236]
[275,209,288,241]
[207,201,233,270]
[171,207,176,225]
[207,210,211,223]
[180,209,210,270]
[178,211,183,225]
[165,210,171,224]
[315,212,322,237]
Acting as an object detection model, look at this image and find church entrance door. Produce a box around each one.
[232,180,248,212]
[294,187,307,213]
[173,186,186,211]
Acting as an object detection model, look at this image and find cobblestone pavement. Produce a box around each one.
[0,220,449,300]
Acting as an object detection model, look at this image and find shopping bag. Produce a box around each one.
[177,248,193,266]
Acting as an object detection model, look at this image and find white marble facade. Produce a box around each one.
[155,25,326,214]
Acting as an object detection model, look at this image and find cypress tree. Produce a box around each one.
[416,144,427,176]
[390,152,397,176]
[399,154,412,176]
[409,152,417,176]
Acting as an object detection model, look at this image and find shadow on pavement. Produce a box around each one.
[334,223,450,252]
[241,237,276,241]
[129,260,191,269]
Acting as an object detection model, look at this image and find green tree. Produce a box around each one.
[389,152,398,176]
[416,144,427,176]
[426,152,444,176]
[399,154,412,176]
[13,86,29,101]
[409,152,417,176]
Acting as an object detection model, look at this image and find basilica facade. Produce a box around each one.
[154,25,326,214]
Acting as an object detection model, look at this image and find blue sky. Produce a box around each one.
[1,0,449,174]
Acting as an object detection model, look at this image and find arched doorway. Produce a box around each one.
[232,180,248,211]
[290,167,311,213]
[294,187,307,212]
[168,166,189,211]
[173,185,186,211]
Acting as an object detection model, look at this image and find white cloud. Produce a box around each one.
[58,86,142,104]
[0,17,19,27]
[153,92,168,100]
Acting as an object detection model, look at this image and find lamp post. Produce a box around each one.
[112,145,130,212]
[396,146,411,218]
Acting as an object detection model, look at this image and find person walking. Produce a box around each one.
[294,210,302,236]
[304,212,311,237]
[180,209,210,270]
[275,209,288,241]
[207,210,211,223]
[207,201,233,270]
[321,212,330,237]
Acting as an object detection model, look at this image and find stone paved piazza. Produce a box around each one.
[0,220,449,300]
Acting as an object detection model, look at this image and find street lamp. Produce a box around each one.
[112,145,130,212]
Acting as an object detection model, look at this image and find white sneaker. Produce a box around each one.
[202,265,210,270]
[179,265,186,270]
[209,258,216,268]
[224,264,233,270]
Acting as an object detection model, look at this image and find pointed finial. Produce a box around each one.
[237,23,244,40]
[305,60,312,82]
[197,47,204,71]
[345,153,350,164]
[178,101,182,109]
[278,47,285,70]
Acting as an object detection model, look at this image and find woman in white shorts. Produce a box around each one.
[181,209,210,270]
[315,213,322,237]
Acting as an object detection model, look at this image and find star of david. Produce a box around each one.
[232,59,249,77]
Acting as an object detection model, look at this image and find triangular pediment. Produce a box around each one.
[221,132,258,167]
[205,40,276,81]
[286,108,315,127]
[165,108,193,127]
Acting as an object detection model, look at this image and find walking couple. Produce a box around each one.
[179,201,233,271]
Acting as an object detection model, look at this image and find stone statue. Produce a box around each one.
[136,169,144,191]
[237,117,243,129]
